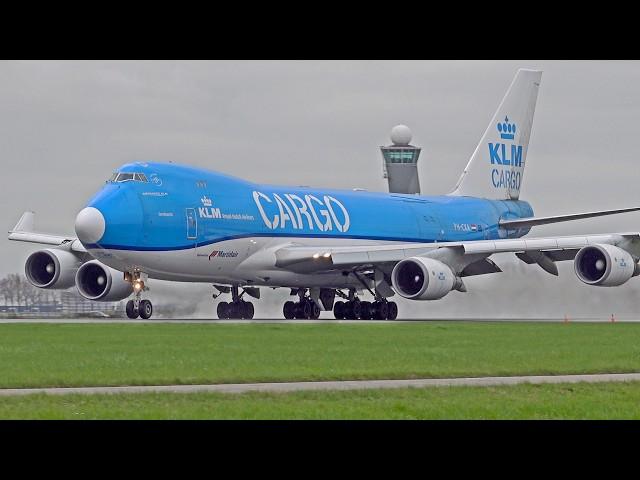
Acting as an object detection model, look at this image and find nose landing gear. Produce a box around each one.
[125,273,153,319]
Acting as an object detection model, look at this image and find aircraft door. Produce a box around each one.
[186,208,197,241]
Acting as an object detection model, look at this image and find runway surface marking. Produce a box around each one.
[2,373,640,396]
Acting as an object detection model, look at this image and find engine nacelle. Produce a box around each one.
[391,257,458,300]
[574,244,639,287]
[75,260,133,301]
[25,249,81,289]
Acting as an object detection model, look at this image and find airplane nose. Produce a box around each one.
[75,207,106,244]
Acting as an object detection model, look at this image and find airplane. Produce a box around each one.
[8,68,640,320]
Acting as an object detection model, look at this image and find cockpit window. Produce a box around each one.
[117,173,135,182]
[109,172,149,183]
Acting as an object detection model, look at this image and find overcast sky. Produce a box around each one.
[2,60,640,317]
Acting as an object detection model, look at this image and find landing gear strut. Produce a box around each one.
[125,272,153,319]
[282,289,321,319]
[216,285,255,319]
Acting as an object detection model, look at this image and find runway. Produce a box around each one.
[2,373,640,396]
[0,317,634,324]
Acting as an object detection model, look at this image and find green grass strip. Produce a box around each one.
[1,322,640,388]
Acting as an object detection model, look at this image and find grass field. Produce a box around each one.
[1,321,640,389]
[2,382,640,419]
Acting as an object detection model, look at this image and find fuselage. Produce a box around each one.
[80,162,534,287]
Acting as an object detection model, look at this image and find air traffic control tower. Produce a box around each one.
[380,125,421,194]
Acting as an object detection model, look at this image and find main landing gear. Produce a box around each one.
[333,297,398,320]
[282,289,321,319]
[125,273,153,319]
[216,285,255,319]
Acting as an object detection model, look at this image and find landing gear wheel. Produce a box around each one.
[375,301,389,320]
[296,300,312,319]
[333,301,345,319]
[351,301,362,320]
[387,301,398,320]
[360,301,372,320]
[243,301,255,320]
[126,300,139,319]
[311,302,321,319]
[217,301,229,319]
[283,301,295,319]
[139,299,153,319]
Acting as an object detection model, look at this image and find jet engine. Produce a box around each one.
[391,257,460,300]
[574,244,639,287]
[25,249,81,289]
[75,260,133,301]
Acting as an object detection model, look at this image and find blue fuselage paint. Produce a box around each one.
[85,162,534,252]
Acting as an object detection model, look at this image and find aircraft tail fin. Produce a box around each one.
[451,68,542,200]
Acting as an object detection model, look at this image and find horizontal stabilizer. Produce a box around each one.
[499,207,640,229]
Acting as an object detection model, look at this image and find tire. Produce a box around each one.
[283,301,295,319]
[311,302,321,319]
[342,301,353,319]
[139,299,153,319]
[387,301,398,320]
[360,301,372,320]
[126,300,139,319]
[351,301,362,320]
[243,301,255,320]
[376,301,389,320]
[217,301,229,319]
[333,301,345,319]
[301,300,312,319]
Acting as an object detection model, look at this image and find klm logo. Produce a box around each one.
[488,143,523,167]
[497,116,516,140]
[199,195,221,219]
[488,118,523,167]
[489,116,523,192]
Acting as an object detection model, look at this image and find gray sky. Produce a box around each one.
[2,60,640,318]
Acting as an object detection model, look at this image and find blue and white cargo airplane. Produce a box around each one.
[9,69,640,320]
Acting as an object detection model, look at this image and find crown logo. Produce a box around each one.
[497,116,516,140]
[201,196,212,207]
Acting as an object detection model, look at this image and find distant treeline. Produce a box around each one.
[0,273,61,307]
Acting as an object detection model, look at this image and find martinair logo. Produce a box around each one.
[488,116,523,191]
[208,250,239,260]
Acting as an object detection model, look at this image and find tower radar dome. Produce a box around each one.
[390,125,412,145]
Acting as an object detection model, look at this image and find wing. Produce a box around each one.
[273,232,640,277]
[7,211,86,253]
[499,207,640,229]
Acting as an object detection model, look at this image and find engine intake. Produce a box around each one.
[391,257,459,300]
[75,260,133,301]
[574,244,639,287]
[25,249,80,289]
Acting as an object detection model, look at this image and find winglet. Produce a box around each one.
[10,211,35,233]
